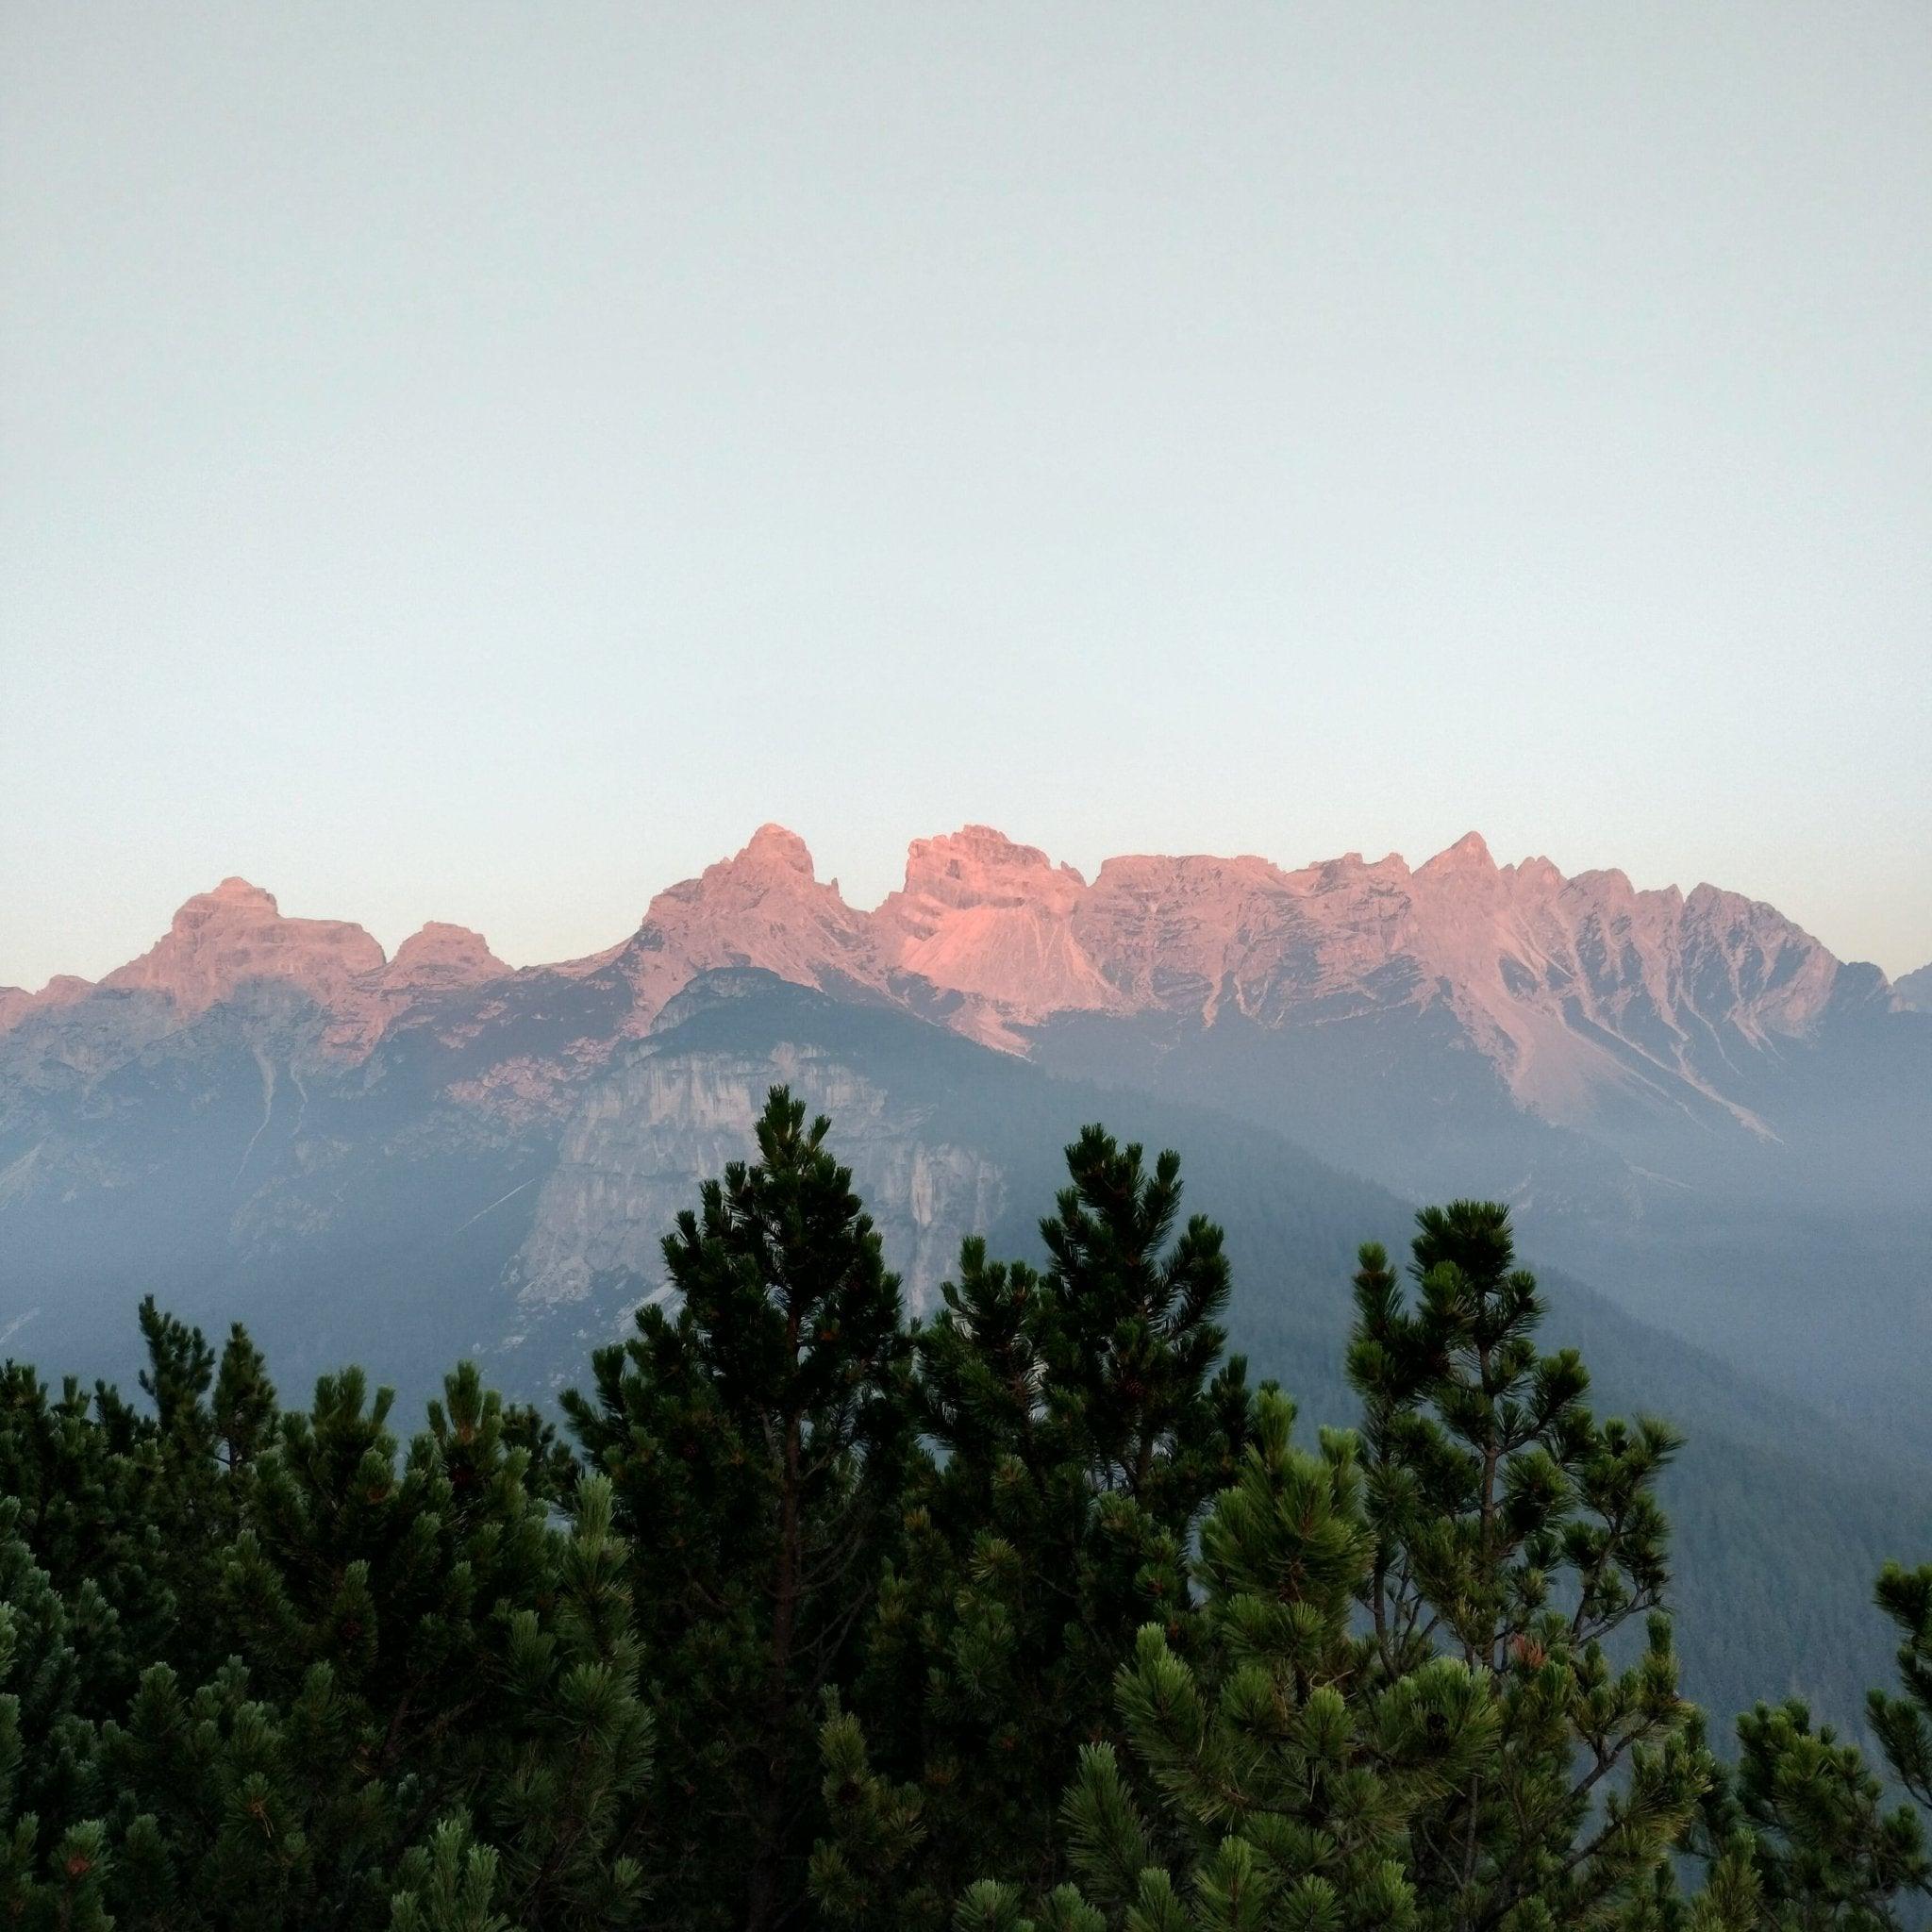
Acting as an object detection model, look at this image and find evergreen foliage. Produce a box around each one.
[1045,1389,1497,1932]
[1661,1561,1932,1929]
[813,1130,1254,1931]
[958,1201,1715,1932]
[0,1091,1925,1930]
[562,1089,913,1932]
[386,1812,510,1932]
[1345,1204,1713,1928]
[0,1331,650,1927]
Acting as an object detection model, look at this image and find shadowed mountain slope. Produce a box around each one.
[1,962,1925,1739]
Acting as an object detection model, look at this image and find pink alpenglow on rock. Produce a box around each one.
[874,825,1118,1019]
[384,923,507,991]
[858,826,1851,1130]
[6,825,1874,1137]
[600,824,891,1034]
[324,922,512,1054]
[102,878,386,1016]
[0,974,101,1034]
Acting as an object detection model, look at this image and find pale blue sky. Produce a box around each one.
[3,3,1928,989]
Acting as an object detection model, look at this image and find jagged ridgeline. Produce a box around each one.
[5,824,1928,1447]
[2,1089,1930,1931]
[2,830,1927,1764]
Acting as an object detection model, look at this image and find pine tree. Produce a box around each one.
[0,1523,114,1931]
[564,1086,914,1932]
[1869,1564,1932,1841]
[977,1387,1498,1932]
[0,1298,664,1932]
[958,1199,1708,1932]
[485,1475,654,1930]
[0,1306,249,1707]
[211,1322,278,1473]
[388,1812,513,1932]
[815,1131,1255,1931]
[1666,1562,1932,1929]
[1727,1699,1924,1926]
[9,1123,1931,1932]
[1346,1202,1713,1930]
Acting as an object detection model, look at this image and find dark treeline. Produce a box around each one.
[2,1088,1928,1931]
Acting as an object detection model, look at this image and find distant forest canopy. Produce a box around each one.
[2,1089,1929,1931]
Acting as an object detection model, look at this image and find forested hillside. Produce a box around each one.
[7,970,1921,1746]
[2,1091,1928,1929]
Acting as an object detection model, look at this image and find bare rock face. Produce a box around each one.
[1392,854,1841,1125]
[1890,961,1931,1012]
[864,827,1849,1134]
[386,923,506,991]
[1074,849,1419,1024]
[0,975,99,1038]
[600,824,891,1032]
[4,824,1868,1144]
[874,825,1117,1018]
[325,922,510,1055]
[102,878,386,1017]
[508,1036,1006,1327]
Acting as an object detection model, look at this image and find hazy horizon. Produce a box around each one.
[5,4,1929,986]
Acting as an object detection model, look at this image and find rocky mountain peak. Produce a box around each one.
[386,923,505,989]
[0,973,103,1035]
[887,826,1088,918]
[652,825,843,915]
[101,880,386,1016]
[1508,855,1564,891]
[7,826,1891,1138]
[1670,883,1840,1037]
[1418,829,1496,876]
[319,922,511,1056]
[738,823,817,875]
[875,825,1113,1017]
[170,877,280,931]
[903,823,1084,887]
[614,826,884,1030]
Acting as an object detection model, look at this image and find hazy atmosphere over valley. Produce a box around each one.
[3,8,1930,1930]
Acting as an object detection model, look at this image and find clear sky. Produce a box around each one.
[3,3,1928,990]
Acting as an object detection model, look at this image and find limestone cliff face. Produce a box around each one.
[102,878,387,1014]
[325,922,508,1054]
[874,825,1120,1018]
[2,824,1890,1155]
[885,830,1852,1133]
[587,824,891,1037]
[0,974,101,1038]
[508,1038,1006,1324]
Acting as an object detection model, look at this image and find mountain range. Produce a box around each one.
[3,825,1928,1731]
[8,823,1921,1165]
[6,824,1925,1398]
